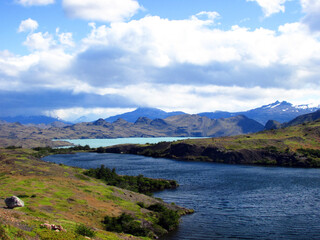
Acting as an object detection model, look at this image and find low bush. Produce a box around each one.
[75,224,96,238]
[103,213,151,237]
[84,165,178,194]
[147,203,180,231]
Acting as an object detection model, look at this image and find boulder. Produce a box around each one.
[5,196,24,209]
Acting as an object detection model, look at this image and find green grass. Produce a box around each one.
[0,148,191,239]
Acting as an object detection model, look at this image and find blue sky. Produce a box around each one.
[0,0,320,121]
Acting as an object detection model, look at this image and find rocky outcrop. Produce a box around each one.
[5,196,24,209]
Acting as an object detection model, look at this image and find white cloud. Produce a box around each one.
[54,83,320,114]
[56,28,75,47]
[81,16,320,73]
[83,16,243,67]
[247,0,287,17]
[0,50,39,77]
[18,18,39,33]
[193,11,220,21]
[62,0,141,22]
[16,0,54,6]
[301,0,320,12]
[46,107,135,122]
[23,32,55,51]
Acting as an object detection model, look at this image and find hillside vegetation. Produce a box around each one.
[0,148,192,240]
[103,119,320,168]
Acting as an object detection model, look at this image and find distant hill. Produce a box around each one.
[164,114,263,137]
[0,114,264,148]
[105,107,185,123]
[283,110,320,127]
[199,101,320,124]
[264,109,320,130]
[58,114,255,139]
[0,115,70,125]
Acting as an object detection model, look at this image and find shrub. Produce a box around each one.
[75,224,96,238]
[147,203,180,231]
[5,146,22,149]
[137,202,146,208]
[84,165,178,194]
[103,213,151,237]
[17,194,29,198]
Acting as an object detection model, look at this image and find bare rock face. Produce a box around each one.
[5,196,24,209]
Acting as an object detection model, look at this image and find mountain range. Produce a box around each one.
[57,114,264,139]
[105,101,320,125]
[0,114,264,148]
[0,101,318,126]
[1,107,320,148]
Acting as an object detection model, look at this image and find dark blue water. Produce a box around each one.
[43,153,320,239]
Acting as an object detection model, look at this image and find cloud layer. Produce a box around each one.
[2,0,320,120]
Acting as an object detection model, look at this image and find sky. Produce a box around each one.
[1,0,320,121]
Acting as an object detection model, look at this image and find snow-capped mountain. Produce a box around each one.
[200,101,320,124]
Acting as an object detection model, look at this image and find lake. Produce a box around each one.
[43,152,320,239]
[56,137,202,148]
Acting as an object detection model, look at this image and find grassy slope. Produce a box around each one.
[0,149,189,240]
[183,119,320,151]
[104,120,320,167]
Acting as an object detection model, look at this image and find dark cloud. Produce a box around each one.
[151,62,294,88]
[303,13,320,31]
[0,89,134,117]
[71,46,148,87]
[70,46,295,89]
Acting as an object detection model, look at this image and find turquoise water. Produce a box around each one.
[57,137,202,148]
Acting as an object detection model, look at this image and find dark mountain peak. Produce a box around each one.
[113,118,130,125]
[93,118,108,126]
[264,120,282,130]
[50,121,70,128]
[13,122,23,126]
[134,117,152,125]
[150,118,168,127]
